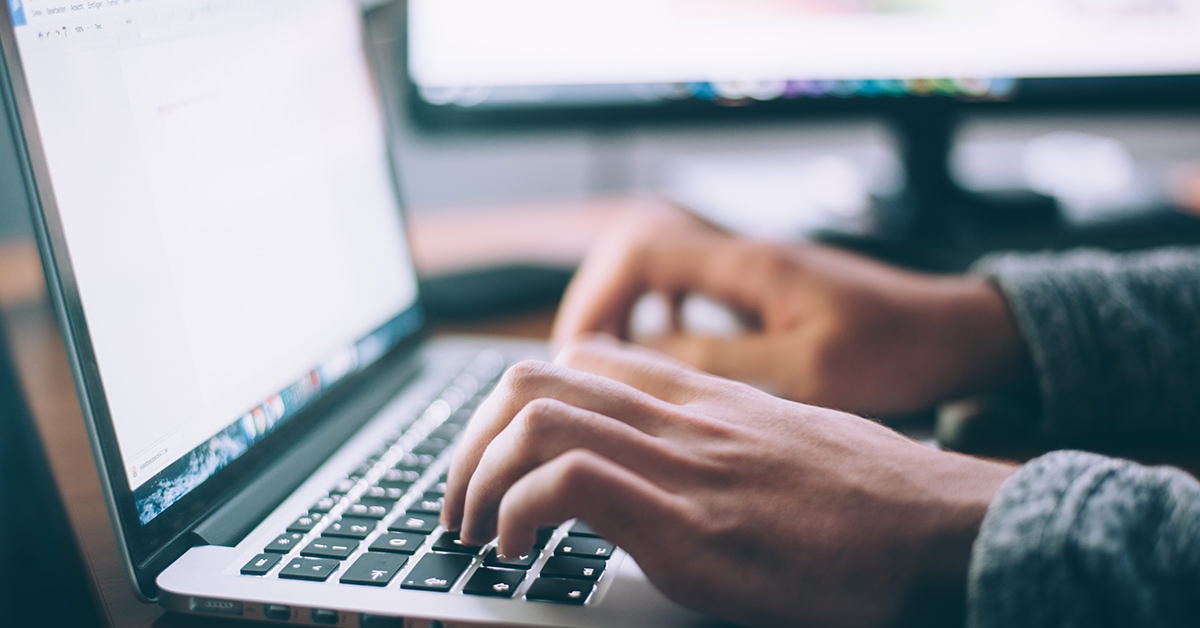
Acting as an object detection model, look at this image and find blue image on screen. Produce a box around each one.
[8,0,26,27]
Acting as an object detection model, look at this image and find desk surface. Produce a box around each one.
[0,198,661,628]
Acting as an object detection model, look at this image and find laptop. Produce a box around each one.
[0,1,718,626]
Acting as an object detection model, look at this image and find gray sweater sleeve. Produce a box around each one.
[972,248,1200,447]
[968,450,1200,628]
[964,249,1200,627]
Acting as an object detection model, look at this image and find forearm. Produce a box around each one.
[972,247,1200,446]
[968,450,1200,628]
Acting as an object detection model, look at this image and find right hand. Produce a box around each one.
[552,208,1029,416]
[443,337,1016,627]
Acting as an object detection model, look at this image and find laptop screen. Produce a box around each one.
[5,0,420,525]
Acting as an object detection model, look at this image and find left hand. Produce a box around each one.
[442,337,1016,627]
[551,208,1029,417]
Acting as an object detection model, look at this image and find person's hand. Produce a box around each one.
[442,337,1017,627]
[552,208,1030,416]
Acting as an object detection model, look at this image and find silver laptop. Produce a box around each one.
[0,1,718,625]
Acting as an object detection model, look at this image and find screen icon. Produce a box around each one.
[9,0,27,27]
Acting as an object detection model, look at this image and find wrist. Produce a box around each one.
[935,276,1032,400]
[894,454,1017,628]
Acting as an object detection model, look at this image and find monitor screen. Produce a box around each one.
[5,0,420,525]
[408,0,1200,112]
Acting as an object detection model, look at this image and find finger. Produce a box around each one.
[459,398,676,545]
[494,449,690,563]
[645,333,783,393]
[554,334,711,404]
[551,231,774,349]
[442,360,682,530]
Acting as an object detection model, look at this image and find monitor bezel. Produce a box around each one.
[406,73,1200,131]
[0,1,429,600]
[400,1,1200,131]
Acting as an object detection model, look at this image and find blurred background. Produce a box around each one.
[4,2,1200,240]
[4,0,1200,287]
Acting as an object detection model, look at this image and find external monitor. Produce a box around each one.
[406,0,1200,244]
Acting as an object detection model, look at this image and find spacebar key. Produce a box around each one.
[399,553,472,592]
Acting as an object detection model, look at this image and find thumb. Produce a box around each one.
[643,333,781,392]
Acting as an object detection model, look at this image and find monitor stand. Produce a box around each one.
[817,103,1200,272]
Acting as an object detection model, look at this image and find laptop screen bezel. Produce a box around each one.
[0,1,430,600]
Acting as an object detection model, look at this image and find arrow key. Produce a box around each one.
[541,556,605,581]
[340,553,407,587]
[463,567,524,598]
[554,537,614,560]
[400,553,472,592]
[525,577,594,605]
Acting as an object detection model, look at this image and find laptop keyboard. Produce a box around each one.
[239,352,618,607]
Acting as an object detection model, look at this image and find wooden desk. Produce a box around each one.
[0,198,655,628]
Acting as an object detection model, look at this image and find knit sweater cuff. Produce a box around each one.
[967,450,1200,628]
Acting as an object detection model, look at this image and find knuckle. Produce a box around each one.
[512,398,566,444]
[500,359,553,396]
[551,449,601,495]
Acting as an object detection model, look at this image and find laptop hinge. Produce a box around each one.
[191,353,424,547]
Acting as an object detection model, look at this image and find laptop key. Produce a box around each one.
[541,556,605,581]
[287,513,323,533]
[241,553,282,576]
[325,516,377,539]
[445,409,473,428]
[392,460,427,474]
[428,423,463,442]
[394,452,436,469]
[362,485,405,502]
[381,468,421,485]
[525,577,594,605]
[279,557,340,582]
[407,494,443,515]
[462,568,524,598]
[533,526,557,549]
[376,478,414,491]
[567,520,602,538]
[400,553,472,592]
[329,477,357,495]
[265,532,304,553]
[340,552,407,587]
[309,495,338,514]
[555,537,614,559]
[430,530,483,555]
[413,437,451,457]
[388,512,438,534]
[301,537,358,560]
[484,548,536,570]
[345,500,391,520]
[368,532,424,555]
[350,462,375,478]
